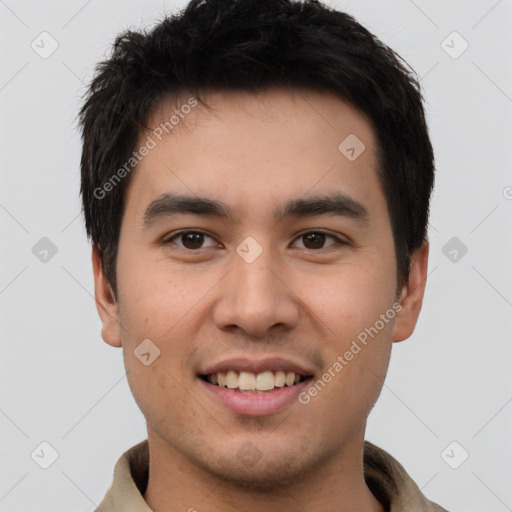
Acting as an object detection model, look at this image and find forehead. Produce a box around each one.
[125,88,384,224]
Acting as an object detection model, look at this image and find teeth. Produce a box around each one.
[205,370,307,391]
[225,370,238,389]
[238,371,256,390]
[256,371,274,391]
[274,370,286,387]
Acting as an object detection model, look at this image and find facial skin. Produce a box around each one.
[93,88,429,512]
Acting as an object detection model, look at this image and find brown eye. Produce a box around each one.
[293,231,342,250]
[180,232,204,249]
[164,231,217,250]
[302,232,326,249]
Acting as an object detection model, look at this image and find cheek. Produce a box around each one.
[299,261,395,403]
[116,266,198,422]
[116,258,204,340]
[300,298,394,439]
[115,259,210,402]
[302,261,396,342]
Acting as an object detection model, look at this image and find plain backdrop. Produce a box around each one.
[0,1,511,511]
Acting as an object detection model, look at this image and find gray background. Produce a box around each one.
[1,0,511,510]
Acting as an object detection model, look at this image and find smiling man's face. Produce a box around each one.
[93,88,427,491]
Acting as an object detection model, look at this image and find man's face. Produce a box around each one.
[95,88,422,488]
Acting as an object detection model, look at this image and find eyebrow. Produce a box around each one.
[142,192,369,227]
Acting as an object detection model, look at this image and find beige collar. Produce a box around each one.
[96,440,447,512]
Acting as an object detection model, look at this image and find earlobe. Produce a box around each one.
[92,245,122,348]
[392,240,429,343]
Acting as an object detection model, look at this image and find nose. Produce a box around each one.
[212,245,300,338]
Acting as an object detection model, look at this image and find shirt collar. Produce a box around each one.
[97,440,446,512]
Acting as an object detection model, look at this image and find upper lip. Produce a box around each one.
[199,357,315,377]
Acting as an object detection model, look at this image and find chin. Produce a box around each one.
[195,443,322,492]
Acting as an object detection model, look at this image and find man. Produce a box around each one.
[80,0,448,510]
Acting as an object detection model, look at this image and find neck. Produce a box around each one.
[143,428,384,512]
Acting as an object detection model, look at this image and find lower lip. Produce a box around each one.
[198,378,311,416]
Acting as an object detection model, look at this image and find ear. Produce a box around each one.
[92,245,122,347]
[392,240,429,343]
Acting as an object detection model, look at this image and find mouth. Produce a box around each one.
[197,363,315,416]
[197,357,316,415]
[199,370,313,393]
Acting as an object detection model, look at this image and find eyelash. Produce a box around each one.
[161,230,348,252]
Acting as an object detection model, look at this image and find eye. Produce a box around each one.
[163,230,218,250]
[162,230,347,252]
[291,231,345,250]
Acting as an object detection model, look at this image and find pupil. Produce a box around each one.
[304,232,325,249]
[183,232,203,249]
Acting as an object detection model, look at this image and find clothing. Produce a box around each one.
[96,440,448,511]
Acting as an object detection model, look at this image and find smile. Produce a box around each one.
[200,370,311,393]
